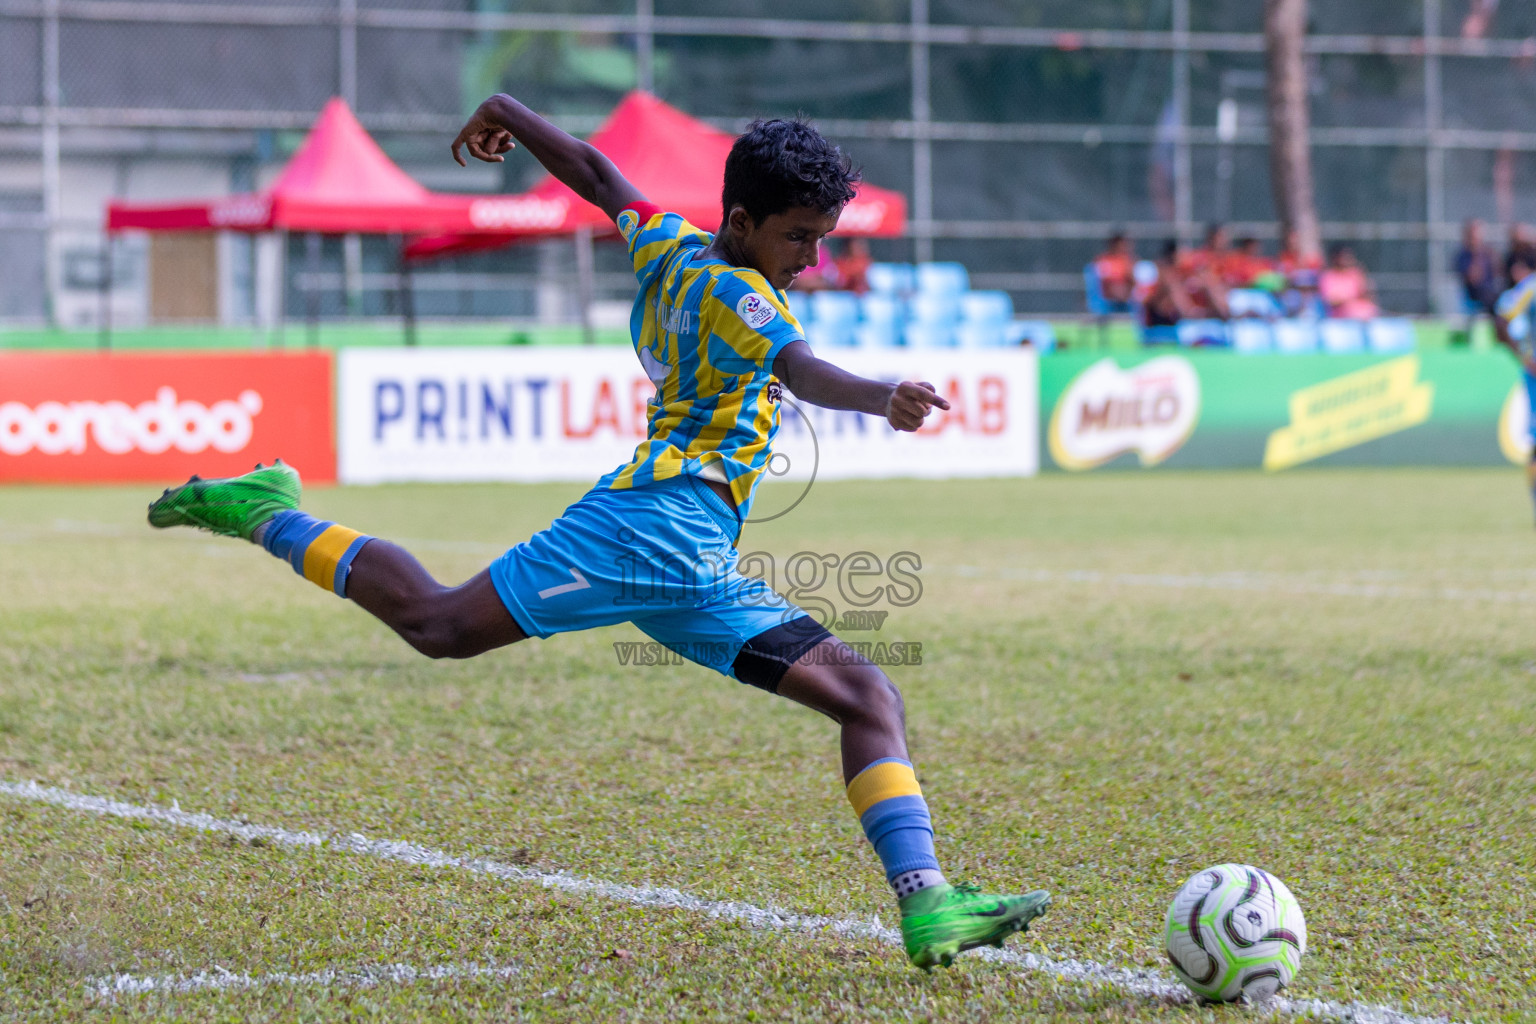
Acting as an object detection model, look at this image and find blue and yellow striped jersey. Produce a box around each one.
[1498,274,1536,357]
[597,202,806,523]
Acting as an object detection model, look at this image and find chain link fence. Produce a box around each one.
[2,0,1535,330]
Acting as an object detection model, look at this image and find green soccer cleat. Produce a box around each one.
[147,460,301,541]
[900,882,1051,970]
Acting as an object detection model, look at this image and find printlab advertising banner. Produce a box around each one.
[1040,349,1527,472]
[0,352,336,483]
[338,347,1038,484]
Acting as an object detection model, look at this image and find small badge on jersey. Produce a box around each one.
[766,381,783,404]
[735,292,779,331]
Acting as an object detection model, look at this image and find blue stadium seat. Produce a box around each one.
[1273,319,1319,353]
[956,321,1006,347]
[1319,318,1365,354]
[916,261,969,295]
[860,292,903,325]
[806,321,856,347]
[786,290,812,328]
[908,290,961,326]
[1084,264,1111,316]
[1177,319,1230,347]
[1006,320,1056,352]
[1366,317,1415,353]
[955,290,1025,348]
[811,290,859,326]
[807,290,860,347]
[1084,264,1133,316]
[960,290,1014,324]
[1230,320,1273,353]
[1227,288,1282,319]
[903,320,956,348]
[1140,324,1180,346]
[856,293,904,348]
[865,262,915,296]
[855,319,904,348]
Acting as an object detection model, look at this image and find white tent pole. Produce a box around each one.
[575,224,596,345]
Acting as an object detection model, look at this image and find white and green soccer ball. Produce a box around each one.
[1163,863,1307,1003]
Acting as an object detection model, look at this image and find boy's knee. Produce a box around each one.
[827,661,904,726]
[396,600,473,659]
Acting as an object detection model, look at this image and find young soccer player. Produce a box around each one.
[1494,254,1536,520]
[147,93,1049,969]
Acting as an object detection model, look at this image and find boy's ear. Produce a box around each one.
[725,205,754,235]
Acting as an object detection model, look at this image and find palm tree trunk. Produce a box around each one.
[1265,0,1321,261]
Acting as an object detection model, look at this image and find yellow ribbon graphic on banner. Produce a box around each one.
[1263,356,1434,471]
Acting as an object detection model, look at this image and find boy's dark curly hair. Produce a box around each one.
[721,118,862,226]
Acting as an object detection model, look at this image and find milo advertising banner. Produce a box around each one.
[1040,350,1528,471]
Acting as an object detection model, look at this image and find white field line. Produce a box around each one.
[1,780,1459,1024]
[88,961,517,998]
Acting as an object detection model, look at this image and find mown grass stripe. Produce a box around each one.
[945,564,1536,604]
[1,780,1460,1024]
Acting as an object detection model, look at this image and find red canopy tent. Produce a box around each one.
[102,93,907,346]
[104,97,498,346]
[107,97,486,236]
[403,90,907,261]
[107,91,907,245]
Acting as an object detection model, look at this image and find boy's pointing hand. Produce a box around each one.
[885,381,950,432]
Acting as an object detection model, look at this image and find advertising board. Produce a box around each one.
[337,347,1038,485]
[0,352,335,483]
[1041,350,1522,471]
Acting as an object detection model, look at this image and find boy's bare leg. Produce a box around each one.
[344,541,526,659]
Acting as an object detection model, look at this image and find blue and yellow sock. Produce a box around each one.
[260,510,373,598]
[846,757,946,899]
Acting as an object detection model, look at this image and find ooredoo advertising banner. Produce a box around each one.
[0,352,335,483]
[337,347,1037,484]
[1041,350,1521,471]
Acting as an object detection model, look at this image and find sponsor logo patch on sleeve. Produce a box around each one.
[735,292,779,331]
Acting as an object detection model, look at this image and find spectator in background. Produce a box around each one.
[1093,232,1137,309]
[1319,244,1379,319]
[1176,229,1231,319]
[1506,223,1536,290]
[1277,228,1322,285]
[1182,223,1230,278]
[1144,240,1198,328]
[834,238,873,294]
[1455,218,1500,315]
[790,242,838,292]
[1223,237,1274,289]
[1277,229,1324,317]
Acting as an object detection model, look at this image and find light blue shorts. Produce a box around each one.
[1524,371,1536,444]
[489,475,815,678]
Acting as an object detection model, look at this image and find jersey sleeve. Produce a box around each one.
[1497,277,1536,340]
[700,269,807,376]
[616,201,711,291]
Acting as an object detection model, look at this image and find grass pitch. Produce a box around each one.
[2,469,1534,1022]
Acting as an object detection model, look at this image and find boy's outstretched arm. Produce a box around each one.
[451,94,644,223]
[772,340,950,433]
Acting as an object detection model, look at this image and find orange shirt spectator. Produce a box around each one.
[1222,238,1273,288]
[1094,233,1136,305]
[834,238,873,294]
[1180,223,1230,278]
